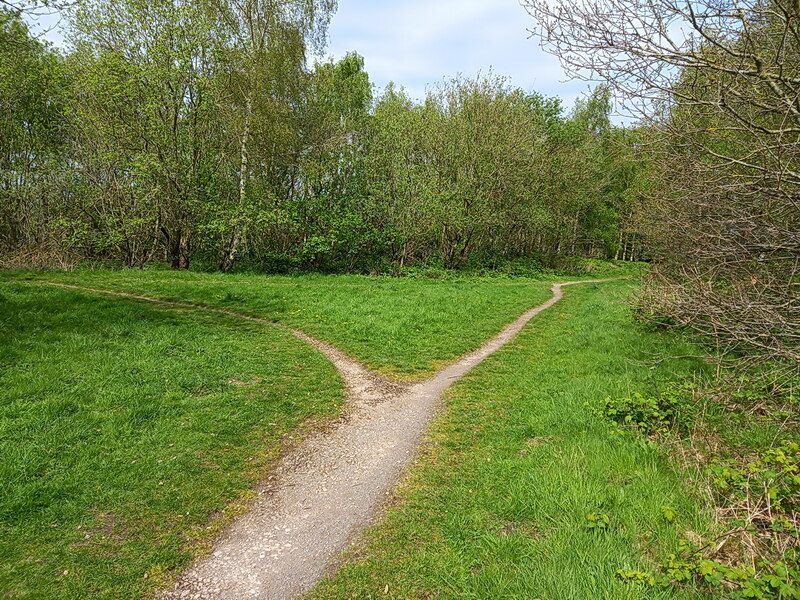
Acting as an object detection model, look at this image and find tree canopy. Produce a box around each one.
[0,5,642,273]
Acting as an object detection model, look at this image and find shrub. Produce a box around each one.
[596,384,693,436]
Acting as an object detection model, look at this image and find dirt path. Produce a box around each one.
[38,278,625,600]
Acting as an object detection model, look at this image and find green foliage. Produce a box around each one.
[585,512,612,530]
[619,542,800,600]
[707,442,800,515]
[612,407,800,598]
[661,505,676,522]
[356,79,639,270]
[597,384,694,436]
[598,374,800,599]
[0,9,68,255]
[2,3,643,273]
[662,546,799,600]
[616,569,657,586]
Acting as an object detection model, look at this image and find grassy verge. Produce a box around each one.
[0,282,342,600]
[608,373,800,597]
[307,280,712,600]
[1,270,561,380]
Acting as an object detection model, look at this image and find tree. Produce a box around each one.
[421,76,552,267]
[524,0,800,380]
[64,0,337,271]
[364,84,436,267]
[2,0,640,274]
[69,0,223,268]
[212,0,337,271]
[290,52,374,271]
[360,77,633,269]
[0,8,67,263]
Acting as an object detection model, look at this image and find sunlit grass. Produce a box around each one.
[307,280,712,600]
[3,269,563,380]
[0,282,342,600]
[1,270,680,600]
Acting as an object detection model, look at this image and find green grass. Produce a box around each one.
[2,269,559,380]
[2,269,709,600]
[0,282,342,600]
[0,269,600,600]
[306,280,713,600]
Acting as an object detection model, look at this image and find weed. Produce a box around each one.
[707,442,800,515]
[596,383,694,437]
[619,540,800,599]
[608,383,800,598]
[585,512,612,531]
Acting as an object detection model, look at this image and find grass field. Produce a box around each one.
[2,269,566,380]
[0,282,344,600]
[307,280,713,600]
[1,268,721,600]
[0,270,590,599]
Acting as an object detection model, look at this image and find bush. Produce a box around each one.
[596,384,693,436]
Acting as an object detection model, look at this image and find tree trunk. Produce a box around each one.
[570,211,579,255]
[177,233,191,269]
[220,95,253,273]
[167,232,191,270]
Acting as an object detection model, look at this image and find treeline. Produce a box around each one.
[0,1,643,272]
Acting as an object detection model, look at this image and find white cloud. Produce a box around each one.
[327,0,587,107]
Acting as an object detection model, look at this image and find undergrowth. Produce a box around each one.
[599,383,800,599]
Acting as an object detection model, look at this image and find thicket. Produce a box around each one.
[0,2,645,274]
[526,0,799,389]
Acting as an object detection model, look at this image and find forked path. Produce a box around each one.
[39,277,625,599]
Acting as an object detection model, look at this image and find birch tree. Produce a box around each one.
[211,0,336,271]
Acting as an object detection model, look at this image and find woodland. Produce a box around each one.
[3,0,797,383]
[0,0,798,598]
[2,1,641,274]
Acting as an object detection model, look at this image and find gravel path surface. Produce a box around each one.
[39,278,623,599]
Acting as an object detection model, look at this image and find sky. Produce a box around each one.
[324,0,591,108]
[28,0,594,112]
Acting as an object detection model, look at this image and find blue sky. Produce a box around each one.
[30,0,593,111]
[325,0,590,107]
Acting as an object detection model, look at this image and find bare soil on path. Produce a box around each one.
[38,278,624,600]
